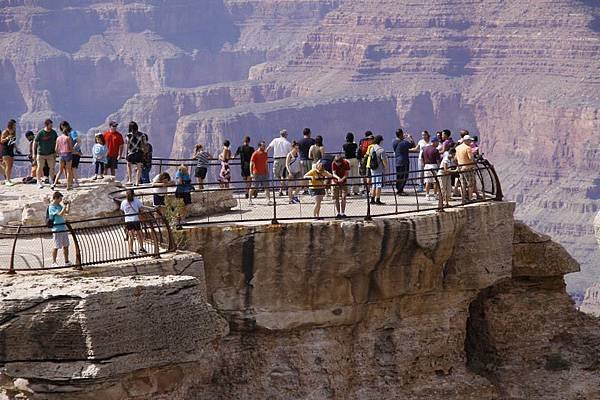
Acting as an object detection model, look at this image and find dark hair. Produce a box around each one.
[96,134,105,145]
[223,140,230,147]
[194,144,203,152]
[373,135,383,144]
[292,140,299,147]
[315,135,323,146]
[52,191,63,200]
[59,121,71,134]
[44,119,53,126]
[460,129,469,137]
[334,154,344,163]
[259,140,266,146]
[7,119,16,129]
[442,129,451,138]
[128,121,138,133]
[422,130,430,137]
[395,128,404,138]
[365,130,373,137]
[303,128,311,136]
[243,136,250,143]
[345,132,354,142]
[25,130,34,139]
[125,189,135,202]
[449,148,457,155]
[158,172,171,181]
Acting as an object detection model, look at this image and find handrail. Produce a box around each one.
[0,209,175,272]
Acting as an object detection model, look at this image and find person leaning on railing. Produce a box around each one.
[175,165,193,225]
[304,160,332,219]
[285,141,302,204]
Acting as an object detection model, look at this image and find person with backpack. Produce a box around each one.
[68,124,82,187]
[120,189,147,256]
[368,135,387,205]
[125,121,149,185]
[357,131,374,195]
[47,191,71,268]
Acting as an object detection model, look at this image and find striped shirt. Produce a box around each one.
[196,151,210,168]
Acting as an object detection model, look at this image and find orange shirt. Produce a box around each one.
[251,150,268,175]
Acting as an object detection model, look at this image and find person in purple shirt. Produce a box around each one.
[441,129,455,154]
[391,128,414,195]
[422,136,442,201]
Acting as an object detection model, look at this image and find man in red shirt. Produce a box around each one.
[249,141,271,205]
[102,121,124,177]
[332,155,351,218]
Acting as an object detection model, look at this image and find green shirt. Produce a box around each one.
[35,129,58,155]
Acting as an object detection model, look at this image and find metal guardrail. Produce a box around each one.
[109,160,503,226]
[0,210,175,273]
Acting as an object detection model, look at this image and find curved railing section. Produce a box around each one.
[0,210,175,273]
[109,159,503,226]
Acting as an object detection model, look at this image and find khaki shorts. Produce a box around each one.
[37,154,56,170]
[273,159,286,179]
[459,167,476,189]
[333,184,348,196]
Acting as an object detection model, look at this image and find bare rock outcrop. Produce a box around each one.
[579,211,600,316]
[0,274,228,399]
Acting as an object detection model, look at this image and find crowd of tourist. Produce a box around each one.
[1,118,483,263]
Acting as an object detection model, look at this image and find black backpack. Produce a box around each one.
[45,206,54,228]
[369,148,379,170]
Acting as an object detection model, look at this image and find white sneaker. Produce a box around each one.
[38,183,44,189]
[50,263,59,268]
[248,199,253,205]
[267,201,273,206]
[64,261,72,267]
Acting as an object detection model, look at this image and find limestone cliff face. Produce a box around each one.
[579,211,600,316]
[1,203,599,399]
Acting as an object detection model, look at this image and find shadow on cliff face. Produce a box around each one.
[0,60,27,123]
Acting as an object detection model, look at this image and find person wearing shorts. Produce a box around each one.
[52,121,75,190]
[455,135,477,203]
[267,129,292,196]
[125,121,148,185]
[193,144,210,189]
[332,155,350,218]
[1,119,18,186]
[249,141,271,205]
[34,119,58,188]
[48,191,71,268]
[103,121,124,177]
[304,161,332,219]
[152,172,171,207]
[120,189,147,256]
[235,136,255,198]
[422,137,441,201]
[368,135,387,205]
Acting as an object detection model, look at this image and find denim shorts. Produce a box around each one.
[59,153,73,163]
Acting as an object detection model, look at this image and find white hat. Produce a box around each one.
[462,135,473,141]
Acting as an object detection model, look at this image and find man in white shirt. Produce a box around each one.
[267,129,292,196]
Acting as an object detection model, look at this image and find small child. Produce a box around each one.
[92,133,108,180]
[47,191,71,268]
[438,148,457,207]
[193,144,210,188]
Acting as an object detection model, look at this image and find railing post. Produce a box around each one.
[433,173,444,211]
[66,222,83,270]
[271,184,278,225]
[7,225,20,275]
[364,180,372,221]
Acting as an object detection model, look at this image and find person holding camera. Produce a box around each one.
[47,191,71,268]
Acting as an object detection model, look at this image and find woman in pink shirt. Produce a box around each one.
[52,121,74,190]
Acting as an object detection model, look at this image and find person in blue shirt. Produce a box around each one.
[392,128,415,195]
[48,191,71,268]
[175,164,193,227]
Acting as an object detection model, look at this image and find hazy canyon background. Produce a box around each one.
[0,0,598,296]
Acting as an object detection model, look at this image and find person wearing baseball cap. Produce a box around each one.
[102,120,124,177]
[455,133,476,203]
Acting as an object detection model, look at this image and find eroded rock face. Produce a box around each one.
[579,211,600,316]
[0,274,228,399]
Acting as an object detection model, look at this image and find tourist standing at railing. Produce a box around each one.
[368,135,387,205]
[34,119,58,189]
[441,129,454,155]
[304,160,332,219]
[92,133,107,180]
[68,124,82,187]
[193,144,211,189]
[218,140,232,188]
[48,191,71,268]
[175,165,193,224]
[342,132,360,196]
[141,142,153,184]
[332,155,350,218]
[410,131,430,192]
[125,121,148,186]
[438,148,457,207]
[52,121,75,191]
[120,189,147,256]
[298,128,315,194]
[285,141,302,204]
[392,128,414,196]
[423,136,441,201]
[249,141,271,206]
[152,172,171,207]
[24,130,36,183]
[308,135,325,169]
[357,131,374,195]
[1,119,18,186]
[102,121,124,177]
[455,135,476,203]
[234,136,254,197]
[267,129,292,197]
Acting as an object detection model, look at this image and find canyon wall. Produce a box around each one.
[0,1,598,295]
[2,203,599,399]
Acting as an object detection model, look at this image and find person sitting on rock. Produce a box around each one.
[120,189,147,256]
[48,191,71,268]
[304,160,332,219]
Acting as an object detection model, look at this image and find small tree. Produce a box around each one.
[162,196,189,250]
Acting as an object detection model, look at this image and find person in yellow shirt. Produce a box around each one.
[455,135,476,203]
[304,160,332,219]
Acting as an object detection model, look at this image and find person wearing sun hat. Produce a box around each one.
[455,134,476,203]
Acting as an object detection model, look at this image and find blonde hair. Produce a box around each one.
[177,164,189,174]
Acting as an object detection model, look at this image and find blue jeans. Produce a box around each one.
[141,166,151,184]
